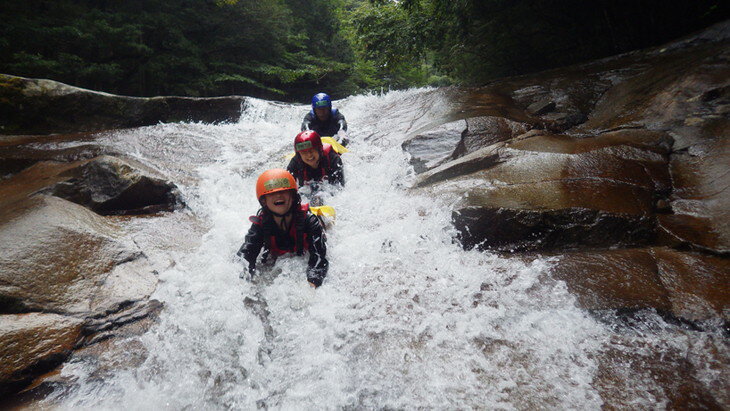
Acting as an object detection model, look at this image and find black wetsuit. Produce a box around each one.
[286,146,344,187]
[237,205,328,286]
[301,108,347,137]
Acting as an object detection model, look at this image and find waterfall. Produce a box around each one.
[42,89,723,409]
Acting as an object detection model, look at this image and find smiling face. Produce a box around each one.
[263,190,294,215]
[299,148,320,169]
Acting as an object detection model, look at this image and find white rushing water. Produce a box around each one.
[43,89,725,409]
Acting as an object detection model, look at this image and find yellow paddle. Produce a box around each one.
[309,205,336,218]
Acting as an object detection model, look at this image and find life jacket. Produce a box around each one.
[249,204,310,257]
[301,144,332,183]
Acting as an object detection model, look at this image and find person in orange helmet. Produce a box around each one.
[237,169,328,287]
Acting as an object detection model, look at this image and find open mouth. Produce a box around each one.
[274,199,286,206]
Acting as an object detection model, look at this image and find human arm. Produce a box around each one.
[328,151,345,187]
[301,112,314,131]
[304,214,328,287]
[334,111,347,132]
[236,217,266,276]
[286,157,303,187]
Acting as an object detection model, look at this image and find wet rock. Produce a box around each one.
[453,206,655,252]
[575,42,729,167]
[0,195,157,315]
[47,155,184,215]
[595,338,725,409]
[551,247,729,321]
[411,22,728,258]
[550,248,671,311]
[82,299,163,345]
[526,98,556,115]
[402,120,465,173]
[451,116,531,158]
[416,131,672,252]
[658,137,730,254]
[651,247,730,322]
[0,313,83,396]
[0,74,244,135]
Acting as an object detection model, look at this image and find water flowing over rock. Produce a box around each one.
[0,21,728,410]
[0,74,245,135]
[408,22,729,331]
[0,147,181,394]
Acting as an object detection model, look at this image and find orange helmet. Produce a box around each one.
[255,169,298,201]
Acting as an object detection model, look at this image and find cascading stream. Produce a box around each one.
[43,89,724,409]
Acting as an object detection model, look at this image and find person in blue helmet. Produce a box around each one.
[301,92,349,145]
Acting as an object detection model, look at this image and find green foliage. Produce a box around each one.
[0,0,361,99]
[1,0,724,97]
[349,0,729,86]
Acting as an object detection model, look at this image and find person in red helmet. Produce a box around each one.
[287,130,344,188]
[237,169,328,287]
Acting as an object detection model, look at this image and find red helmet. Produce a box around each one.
[294,130,322,154]
[255,169,297,201]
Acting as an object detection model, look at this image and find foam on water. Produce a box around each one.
[43,90,724,409]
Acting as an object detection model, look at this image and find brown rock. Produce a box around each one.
[526,99,556,115]
[0,74,245,135]
[416,130,673,252]
[551,249,671,311]
[651,247,730,322]
[0,195,157,315]
[550,247,729,321]
[402,120,466,173]
[47,155,184,215]
[451,116,531,158]
[595,338,725,409]
[659,137,730,254]
[453,206,655,252]
[0,313,83,395]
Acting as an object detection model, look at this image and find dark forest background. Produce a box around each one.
[1,0,727,101]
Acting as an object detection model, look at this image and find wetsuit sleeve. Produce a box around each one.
[328,151,344,186]
[301,112,314,131]
[237,220,265,274]
[286,157,303,186]
[305,214,328,286]
[335,111,347,132]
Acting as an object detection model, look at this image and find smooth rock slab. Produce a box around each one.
[551,247,729,321]
[0,195,157,315]
[659,137,730,254]
[451,116,531,158]
[0,74,245,135]
[453,206,655,252]
[402,120,466,173]
[0,313,83,395]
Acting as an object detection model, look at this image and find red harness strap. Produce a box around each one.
[266,204,310,256]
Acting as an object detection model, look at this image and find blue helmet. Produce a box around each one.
[311,93,332,111]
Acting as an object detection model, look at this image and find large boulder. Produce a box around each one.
[0,195,157,315]
[0,155,168,394]
[0,313,84,396]
[0,74,245,135]
[402,120,466,173]
[412,21,728,256]
[46,155,184,215]
[416,131,671,252]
